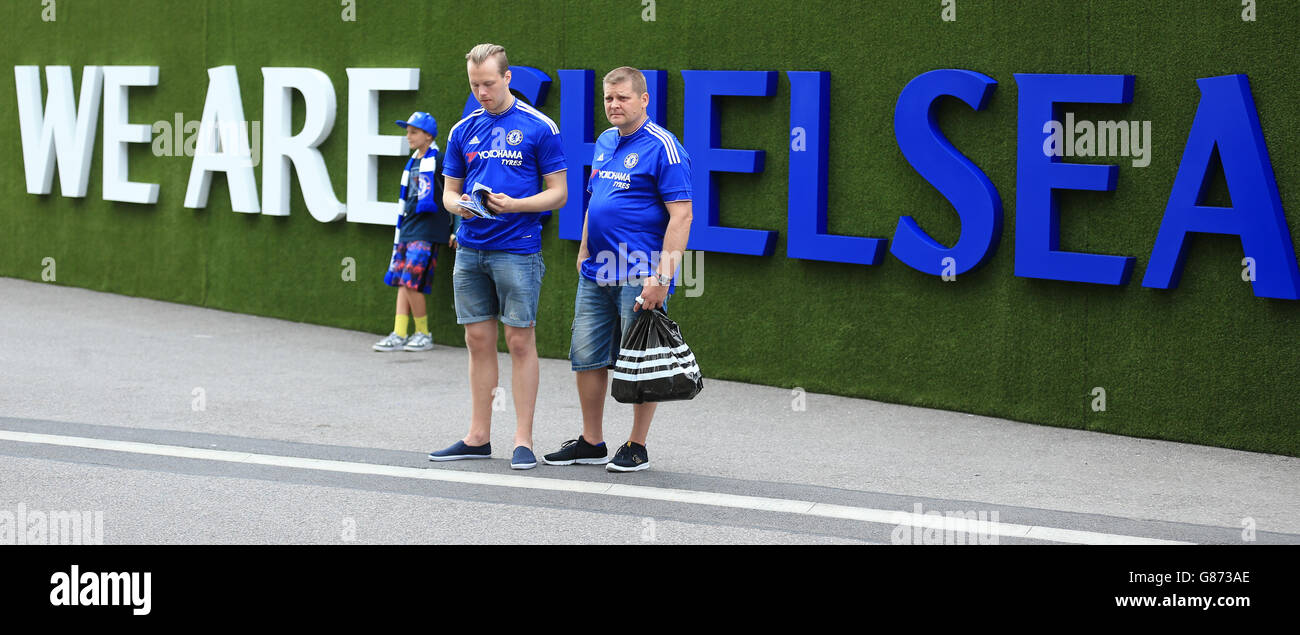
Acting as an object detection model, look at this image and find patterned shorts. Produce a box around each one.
[384,241,438,294]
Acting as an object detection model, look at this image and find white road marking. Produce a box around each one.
[0,430,1194,545]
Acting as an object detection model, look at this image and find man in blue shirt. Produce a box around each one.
[428,43,567,471]
[542,67,693,473]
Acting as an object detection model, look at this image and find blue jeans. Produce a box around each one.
[569,276,668,371]
[452,247,546,328]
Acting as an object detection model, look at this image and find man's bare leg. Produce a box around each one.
[630,402,656,446]
[575,368,608,445]
[463,320,498,446]
[503,325,539,449]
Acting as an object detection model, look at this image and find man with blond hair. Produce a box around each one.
[428,43,567,470]
[542,67,692,472]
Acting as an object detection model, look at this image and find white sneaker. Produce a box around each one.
[403,332,434,351]
[373,332,408,352]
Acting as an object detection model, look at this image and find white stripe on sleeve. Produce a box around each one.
[517,101,560,134]
[646,123,681,164]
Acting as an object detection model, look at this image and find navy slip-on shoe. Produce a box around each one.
[428,440,492,462]
[511,446,537,470]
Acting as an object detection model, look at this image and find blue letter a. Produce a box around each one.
[1143,74,1300,300]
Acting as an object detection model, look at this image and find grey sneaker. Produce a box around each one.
[403,332,433,351]
[373,332,407,352]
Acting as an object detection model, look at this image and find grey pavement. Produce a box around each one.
[1,276,1297,544]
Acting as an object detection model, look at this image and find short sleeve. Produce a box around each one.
[587,131,614,194]
[442,128,465,179]
[656,144,692,202]
[585,141,598,195]
[536,128,567,176]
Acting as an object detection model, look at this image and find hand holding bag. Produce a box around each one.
[611,308,703,404]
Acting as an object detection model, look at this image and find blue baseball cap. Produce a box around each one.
[396,111,437,138]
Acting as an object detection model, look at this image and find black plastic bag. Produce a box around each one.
[611,308,703,404]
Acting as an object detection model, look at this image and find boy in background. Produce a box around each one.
[374,111,459,352]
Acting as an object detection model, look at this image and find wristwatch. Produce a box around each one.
[654,273,672,285]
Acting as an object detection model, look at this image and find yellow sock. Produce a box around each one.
[395,314,409,337]
[414,315,429,335]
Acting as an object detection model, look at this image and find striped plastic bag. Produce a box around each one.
[611,308,703,404]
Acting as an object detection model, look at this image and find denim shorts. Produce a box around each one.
[569,276,668,372]
[452,246,546,328]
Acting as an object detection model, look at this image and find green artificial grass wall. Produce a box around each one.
[2,0,1297,456]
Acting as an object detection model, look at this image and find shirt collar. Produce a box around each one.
[617,116,651,144]
[485,96,519,119]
